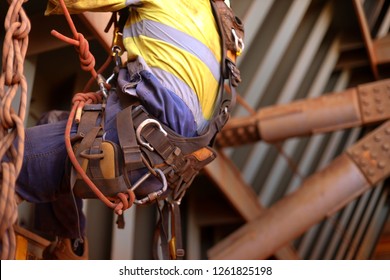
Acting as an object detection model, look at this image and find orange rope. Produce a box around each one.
[51,0,136,215]
[51,0,97,79]
[65,93,135,215]
[0,0,30,260]
[83,55,113,92]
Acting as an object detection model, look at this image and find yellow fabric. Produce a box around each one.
[45,0,127,14]
[125,36,219,119]
[100,142,116,179]
[46,0,221,121]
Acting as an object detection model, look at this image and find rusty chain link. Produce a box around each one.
[0,0,30,260]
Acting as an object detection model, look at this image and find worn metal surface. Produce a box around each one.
[208,153,371,259]
[347,120,390,185]
[209,0,390,259]
[358,79,390,124]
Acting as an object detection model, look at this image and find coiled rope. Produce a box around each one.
[0,0,30,260]
[53,0,135,215]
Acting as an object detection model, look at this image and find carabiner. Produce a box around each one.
[97,74,109,99]
[136,119,168,151]
[130,168,168,205]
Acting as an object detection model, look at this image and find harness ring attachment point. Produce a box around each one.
[136,119,168,151]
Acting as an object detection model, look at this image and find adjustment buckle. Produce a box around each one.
[232,28,244,56]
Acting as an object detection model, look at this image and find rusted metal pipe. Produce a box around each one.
[204,152,300,260]
[258,88,362,142]
[208,154,370,259]
[217,79,390,147]
[209,120,390,259]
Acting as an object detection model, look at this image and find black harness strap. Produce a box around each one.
[116,106,144,170]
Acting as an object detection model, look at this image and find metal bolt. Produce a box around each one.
[378,161,386,169]
[364,111,371,116]
[374,134,382,142]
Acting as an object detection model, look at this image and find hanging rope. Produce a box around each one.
[65,92,135,215]
[0,0,31,260]
[52,0,135,215]
[50,0,97,80]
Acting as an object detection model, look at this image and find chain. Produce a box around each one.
[0,0,31,260]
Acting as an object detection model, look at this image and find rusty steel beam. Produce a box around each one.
[209,120,390,259]
[352,0,379,79]
[373,35,390,65]
[204,151,263,221]
[204,151,300,260]
[217,78,390,147]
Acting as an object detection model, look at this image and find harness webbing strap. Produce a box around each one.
[116,106,144,170]
[74,126,102,165]
[76,110,100,137]
[88,137,104,179]
[153,201,184,260]
[170,201,185,260]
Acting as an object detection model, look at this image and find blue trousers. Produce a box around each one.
[15,117,85,239]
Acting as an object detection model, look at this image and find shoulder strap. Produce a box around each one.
[207,0,245,143]
[210,0,244,83]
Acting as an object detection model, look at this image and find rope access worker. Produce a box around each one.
[12,0,243,259]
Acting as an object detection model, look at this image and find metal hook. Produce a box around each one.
[232,28,245,56]
[136,119,168,151]
[130,168,168,205]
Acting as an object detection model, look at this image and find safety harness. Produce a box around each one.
[68,0,245,259]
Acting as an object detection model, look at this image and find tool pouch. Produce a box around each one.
[72,132,131,199]
[69,104,131,199]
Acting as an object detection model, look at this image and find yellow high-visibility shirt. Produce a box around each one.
[46,0,222,133]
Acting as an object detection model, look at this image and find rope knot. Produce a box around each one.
[72,92,103,106]
[75,33,96,73]
[50,0,98,79]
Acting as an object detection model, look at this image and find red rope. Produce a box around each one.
[65,93,135,215]
[52,0,136,215]
[51,0,97,79]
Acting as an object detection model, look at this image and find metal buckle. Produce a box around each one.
[97,74,109,99]
[130,168,168,205]
[232,28,244,56]
[136,119,168,151]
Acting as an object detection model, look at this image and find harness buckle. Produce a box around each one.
[97,74,109,99]
[232,28,244,56]
[136,119,168,151]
